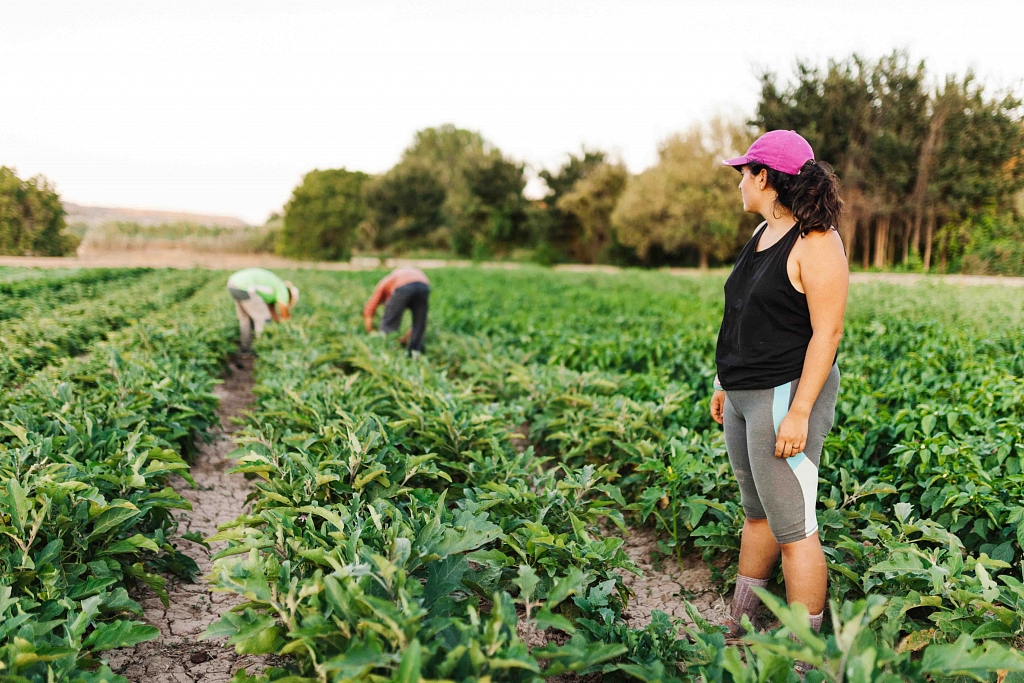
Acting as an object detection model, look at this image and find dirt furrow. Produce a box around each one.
[107,357,275,683]
[618,527,729,630]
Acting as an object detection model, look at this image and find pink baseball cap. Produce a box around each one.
[722,130,814,175]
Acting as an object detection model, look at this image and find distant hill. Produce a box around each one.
[64,202,249,228]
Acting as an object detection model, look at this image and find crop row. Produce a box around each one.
[0,267,146,301]
[0,276,237,682]
[431,273,1024,641]
[0,269,211,393]
[209,270,1024,682]
[0,268,149,323]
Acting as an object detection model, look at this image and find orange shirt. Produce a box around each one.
[363,267,431,319]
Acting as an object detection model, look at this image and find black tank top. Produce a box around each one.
[715,222,813,390]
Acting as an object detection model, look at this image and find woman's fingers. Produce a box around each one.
[774,438,807,458]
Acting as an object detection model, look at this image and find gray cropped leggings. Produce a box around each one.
[723,364,840,545]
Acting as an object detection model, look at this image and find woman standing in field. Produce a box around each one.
[710,130,848,646]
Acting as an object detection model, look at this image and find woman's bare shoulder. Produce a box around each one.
[799,228,846,256]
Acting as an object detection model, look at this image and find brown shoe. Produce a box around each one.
[722,615,750,644]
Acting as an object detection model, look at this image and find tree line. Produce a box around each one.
[0,167,78,256]
[278,51,1024,274]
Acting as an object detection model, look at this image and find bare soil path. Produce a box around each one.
[618,527,728,631]
[107,357,275,683]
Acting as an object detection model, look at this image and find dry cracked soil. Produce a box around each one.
[106,356,278,682]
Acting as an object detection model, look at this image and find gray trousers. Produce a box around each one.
[229,287,272,352]
[723,364,840,544]
[381,282,430,353]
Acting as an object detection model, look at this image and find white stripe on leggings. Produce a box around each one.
[772,381,818,538]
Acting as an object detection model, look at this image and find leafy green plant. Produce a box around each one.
[0,274,236,682]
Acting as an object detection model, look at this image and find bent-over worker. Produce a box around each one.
[363,267,431,355]
[226,268,299,354]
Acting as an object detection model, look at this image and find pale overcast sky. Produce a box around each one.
[3,1,1022,224]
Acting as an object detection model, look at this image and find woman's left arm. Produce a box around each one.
[775,231,849,458]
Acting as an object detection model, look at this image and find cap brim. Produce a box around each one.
[721,156,750,167]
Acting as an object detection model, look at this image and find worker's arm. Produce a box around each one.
[273,303,293,322]
[363,278,389,332]
[775,230,848,458]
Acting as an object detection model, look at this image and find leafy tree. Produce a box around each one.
[0,167,78,256]
[865,53,930,268]
[277,168,370,260]
[455,151,529,257]
[757,51,1024,271]
[756,55,878,261]
[555,162,628,264]
[536,149,607,261]
[612,117,752,268]
[370,124,529,257]
[928,75,1024,270]
[363,159,447,250]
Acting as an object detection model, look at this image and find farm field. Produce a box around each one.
[2,266,1024,682]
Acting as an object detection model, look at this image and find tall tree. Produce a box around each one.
[0,167,77,256]
[865,53,929,268]
[278,168,370,260]
[556,162,628,264]
[363,160,447,250]
[612,117,752,268]
[386,124,529,257]
[458,151,529,254]
[757,55,877,261]
[925,75,1024,270]
[536,149,607,261]
[756,51,1024,271]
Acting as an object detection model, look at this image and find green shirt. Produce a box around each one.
[227,268,289,306]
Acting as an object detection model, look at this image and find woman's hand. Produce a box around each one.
[710,390,726,425]
[775,410,809,458]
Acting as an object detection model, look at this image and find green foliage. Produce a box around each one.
[0,274,237,682]
[0,167,79,256]
[6,267,1022,681]
[757,50,1024,271]
[955,211,1024,275]
[278,168,371,260]
[557,161,629,264]
[0,269,211,391]
[363,159,448,250]
[612,116,754,268]
[534,148,608,263]
[0,268,147,322]
[206,269,1024,682]
[357,124,529,258]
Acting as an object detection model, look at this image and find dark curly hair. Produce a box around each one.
[747,160,843,236]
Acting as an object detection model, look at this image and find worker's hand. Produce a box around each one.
[710,390,726,425]
[364,316,374,333]
[278,304,291,321]
[775,410,809,458]
[398,330,411,347]
[269,307,281,323]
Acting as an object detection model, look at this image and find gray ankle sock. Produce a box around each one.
[730,574,770,624]
[789,610,825,644]
[809,611,823,632]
